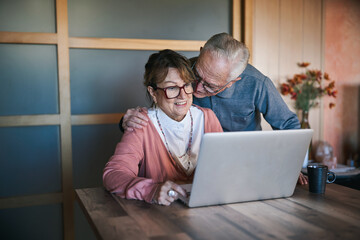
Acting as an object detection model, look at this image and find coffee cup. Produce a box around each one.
[307,163,336,194]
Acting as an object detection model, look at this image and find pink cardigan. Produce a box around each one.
[103,106,223,203]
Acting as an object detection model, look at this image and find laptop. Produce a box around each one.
[178,129,313,207]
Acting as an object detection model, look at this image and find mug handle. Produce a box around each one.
[327,171,336,183]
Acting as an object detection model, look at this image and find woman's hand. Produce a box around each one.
[122,107,148,132]
[297,172,308,185]
[153,181,187,206]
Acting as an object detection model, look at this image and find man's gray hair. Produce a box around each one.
[202,32,250,81]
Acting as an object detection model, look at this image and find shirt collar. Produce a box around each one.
[157,107,190,128]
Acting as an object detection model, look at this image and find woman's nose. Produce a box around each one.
[178,87,188,98]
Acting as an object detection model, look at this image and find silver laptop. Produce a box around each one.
[179,129,313,207]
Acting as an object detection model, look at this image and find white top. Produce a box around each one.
[147,105,204,175]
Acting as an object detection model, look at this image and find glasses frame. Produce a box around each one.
[191,60,240,95]
[154,83,194,99]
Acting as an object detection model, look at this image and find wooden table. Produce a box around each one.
[76,184,360,240]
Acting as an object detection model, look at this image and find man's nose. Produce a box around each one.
[195,81,205,93]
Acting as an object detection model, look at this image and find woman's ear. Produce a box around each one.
[147,86,157,104]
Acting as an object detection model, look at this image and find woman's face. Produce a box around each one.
[148,68,193,121]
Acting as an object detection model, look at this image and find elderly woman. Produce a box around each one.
[103,50,223,205]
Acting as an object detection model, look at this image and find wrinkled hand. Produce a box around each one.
[153,181,187,206]
[297,172,308,185]
[122,107,148,132]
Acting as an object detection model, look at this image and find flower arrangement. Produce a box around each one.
[280,62,337,112]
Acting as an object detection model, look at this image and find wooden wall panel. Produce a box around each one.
[0,193,62,209]
[253,0,323,139]
[56,0,74,238]
[279,0,304,83]
[71,113,124,125]
[303,0,323,141]
[233,0,242,41]
[303,0,322,69]
[245,0,254,63]
[0,32,57,44]
[253,0,280,131]
[69,37,205,51]
[0,114,60,127]
[253,0,280,83]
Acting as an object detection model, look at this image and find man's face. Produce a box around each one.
[192,51,233,98]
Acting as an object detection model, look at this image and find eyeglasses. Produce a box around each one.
[191,60,240,95]
[154,83,194,99]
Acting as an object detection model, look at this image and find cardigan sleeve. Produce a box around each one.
[103,128,159,203]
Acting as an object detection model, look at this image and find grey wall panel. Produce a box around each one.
[0,0,55,33]
[0,126,61,197]
[68,0,231,40]
[0,204,63,240]
[0,44,59,116]
[70,49,150,114]
[70,49,197,114]
[72,124,122,189]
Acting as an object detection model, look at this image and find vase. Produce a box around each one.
[301,111,310,129]
[301,111,312,165]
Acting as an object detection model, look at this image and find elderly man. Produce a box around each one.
[121,32,300,132]
[119,33,307,185]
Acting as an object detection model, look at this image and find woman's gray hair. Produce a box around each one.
[201,33,250,81]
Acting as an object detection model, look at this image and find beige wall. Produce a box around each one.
[252,0,360,164]
[252,0,323,143]
[324,0,360,164]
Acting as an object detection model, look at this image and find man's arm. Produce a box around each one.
[258,77,300,130]
[119,107,148,132]
[257,78,307,185]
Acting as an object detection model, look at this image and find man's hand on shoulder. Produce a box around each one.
[122,107,149,132]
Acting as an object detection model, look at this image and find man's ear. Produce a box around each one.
[200,46,203,52]
[147,86,157,104]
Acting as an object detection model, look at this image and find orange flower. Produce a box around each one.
[327,89,332,96]
[281,83,291,95]
[298,62,310,68]
[329,103,336,109]
[316,71,322,82]
[324,72,330,80]
[328,81,335,89]
[280,62,337,111]
[308,70,317,77]
[299,74,307,80]
[294,75,303,84]
[287,78,296,86]
[331,90,337,98]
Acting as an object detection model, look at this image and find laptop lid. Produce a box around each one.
[186,129,313,207]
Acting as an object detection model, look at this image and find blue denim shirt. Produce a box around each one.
[193,64,300,131]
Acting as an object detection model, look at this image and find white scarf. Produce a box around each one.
[148,106,204,175]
